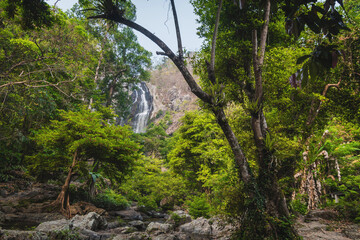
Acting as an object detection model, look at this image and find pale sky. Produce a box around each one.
[46,0,203,62]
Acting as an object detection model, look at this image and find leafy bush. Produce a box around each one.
[119,157,189,211]
[91,189,130,210]
[186,195,210,219]
[137,195,158,211]
[290,195,308,215]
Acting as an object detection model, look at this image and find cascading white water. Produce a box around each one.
[132,82,153,133]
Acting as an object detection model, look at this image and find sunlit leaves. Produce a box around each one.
[27,107,140,182]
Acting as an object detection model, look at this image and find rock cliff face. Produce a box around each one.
[147,59,199,134]
[121,58,198,134]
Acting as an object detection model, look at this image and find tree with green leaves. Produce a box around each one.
[1,0,55,29]
[87,0,352,238]
[167,111,232,191]
[73,0,151,119]
[0,6,99,180]
[27,107,140,217]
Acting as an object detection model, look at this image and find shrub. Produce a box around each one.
[137,195,158,211]
[91,189,130,210]
[187,195,210,219]
[290,195,308,215]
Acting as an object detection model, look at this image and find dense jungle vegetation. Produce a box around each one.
[1,0,360,239]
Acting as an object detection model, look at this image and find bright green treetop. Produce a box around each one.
[27,107,141,183]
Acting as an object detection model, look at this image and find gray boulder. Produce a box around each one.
[166,210,192,227]
[71,212,107,231]
[0,229,48,240]
[128,220,146,230]
[151,234,180,240]
[107,221,122,229]
[210,217,234,239]
[305,210,338,222]
[146,222,173,235]
[35,218,69,232]
[111,209,143,220]
[112,232,150,240]
[35,212,107,233]
[179,217,212,239]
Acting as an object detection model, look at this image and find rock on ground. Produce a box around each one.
[71,212,108,231]
[179,217,212,239]
[297,210,359,240]
[146,222,173,235]
[110,209,143,220]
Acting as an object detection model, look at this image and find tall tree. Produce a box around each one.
[0,7,99,179]
[74,0,151,119]
[88,0,299,238]
[28,107,140,217]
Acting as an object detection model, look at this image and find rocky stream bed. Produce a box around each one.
[1,181,360,239]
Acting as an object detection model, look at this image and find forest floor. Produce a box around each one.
[296,210,360,240]
[1,178,360,239]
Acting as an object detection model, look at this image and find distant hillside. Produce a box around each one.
[147,58,199,134]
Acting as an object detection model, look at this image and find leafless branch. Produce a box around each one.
[210,0,223,72]
[0,75,77,90]
[54,0,60,8]
[258,0,271,66]
[322,78,342,96]
[156,51,170,57]
[89,13,212,103]
[2,57,56,77]
[170,0,184,59]
[306,78,342,126]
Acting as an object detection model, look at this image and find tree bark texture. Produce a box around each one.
[52,149,78,218]
[249,0,298,236]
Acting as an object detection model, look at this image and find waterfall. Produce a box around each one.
[131,82,153,133]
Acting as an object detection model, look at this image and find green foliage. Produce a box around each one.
[290,195,308,215]
[186,195,211,219]
[26,107,140,183]
[0,8,100,178]
[136,111,172,158]
[0,2,151,181]
[301,120,360,221]
[167,110,232,190]
[137,195,158,211]
[119,156,189,211]
[1,0,55,30]
[91,189,130,210]
[75,0,151,119]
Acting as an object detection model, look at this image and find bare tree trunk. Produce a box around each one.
[52,149,78,218]
[250,0,293,223]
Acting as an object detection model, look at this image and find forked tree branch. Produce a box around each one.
[89,14,212,104]
[88,2,254,185]
[306,78,342,126]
